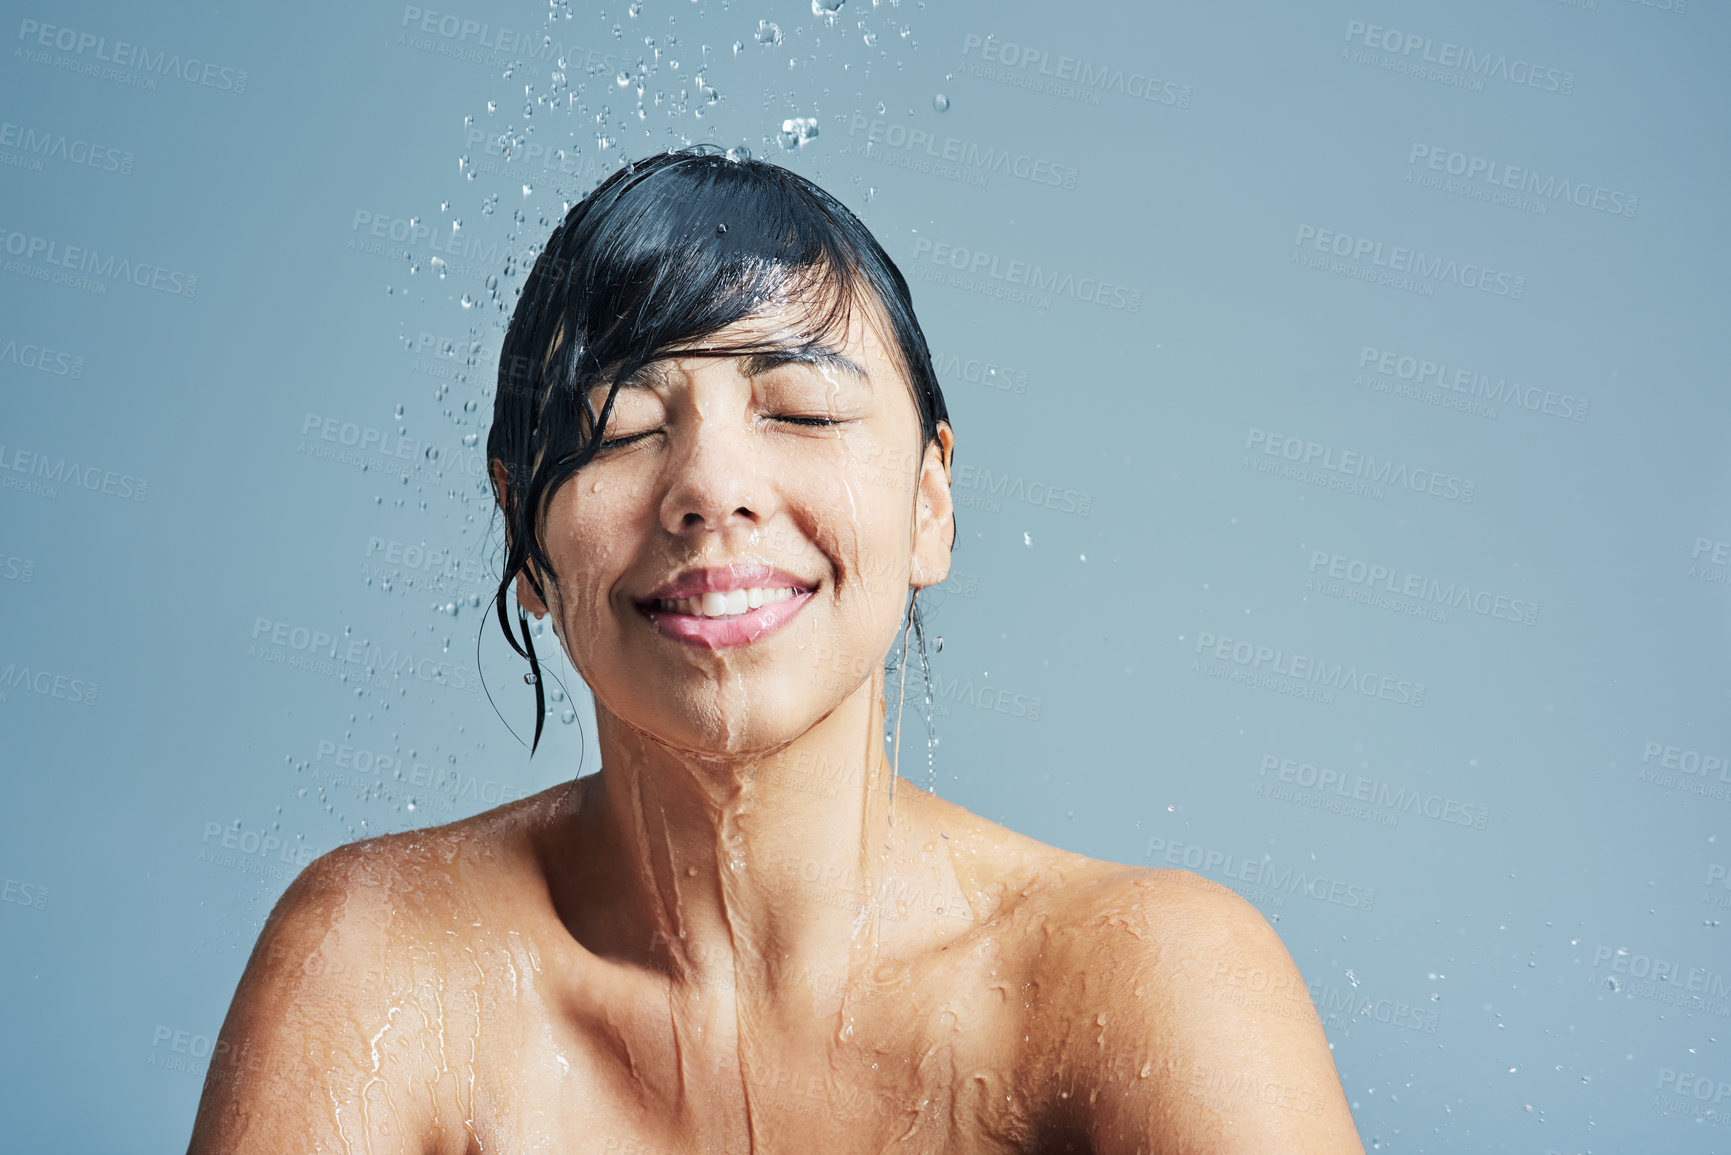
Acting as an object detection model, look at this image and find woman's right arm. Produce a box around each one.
[185,847,446,1155]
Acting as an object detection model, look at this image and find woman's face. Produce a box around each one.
[497,288,955,757]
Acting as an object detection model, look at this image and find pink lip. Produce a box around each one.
[636,562,818,650]
[641,589,815,649]
[640,562,815,601]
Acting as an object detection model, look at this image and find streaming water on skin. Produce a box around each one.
[359,1003,405,1149]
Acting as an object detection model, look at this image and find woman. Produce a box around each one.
[189,147,1364,1153]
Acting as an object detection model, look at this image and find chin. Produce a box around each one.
[604,665,859,759]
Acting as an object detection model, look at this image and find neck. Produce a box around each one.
[559,670,934,1006]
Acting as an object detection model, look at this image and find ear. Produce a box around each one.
[909,422,955,590]
[491,457,551,618]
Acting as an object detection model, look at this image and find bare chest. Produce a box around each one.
[446,960,1051,1155]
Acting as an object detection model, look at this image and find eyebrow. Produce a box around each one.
[738,345,870,384]
[603,344,870,395]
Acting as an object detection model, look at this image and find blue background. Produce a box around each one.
[2,0,1727,1149]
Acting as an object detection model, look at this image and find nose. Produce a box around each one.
[657,402,772,537]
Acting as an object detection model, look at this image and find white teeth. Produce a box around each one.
[654,587,799,618]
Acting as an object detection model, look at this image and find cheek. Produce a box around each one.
[544,492,640,636]
[814,457,917,601]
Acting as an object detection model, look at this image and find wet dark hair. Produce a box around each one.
[486,144,954,753]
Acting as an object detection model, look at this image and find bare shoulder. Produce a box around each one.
[186,788,563,1154]
[185,836,446,1153]
[1060,863,1283,950]
[1017,864,1364,1153]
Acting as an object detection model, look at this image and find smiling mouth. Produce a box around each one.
[637,584,815,649]
[649,586,804,618]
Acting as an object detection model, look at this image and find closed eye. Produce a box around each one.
[594,430,658,452]
[595,417,849,450]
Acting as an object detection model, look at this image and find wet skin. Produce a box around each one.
[187,291,1366,1154]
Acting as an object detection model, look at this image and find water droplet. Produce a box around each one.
[811,0,844,13]
[755,19,782,46]
[934,636,944,652]
[715,222,728,234]
[932,93,950,112]
[778,116,820,149]
[524,672,539,685]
